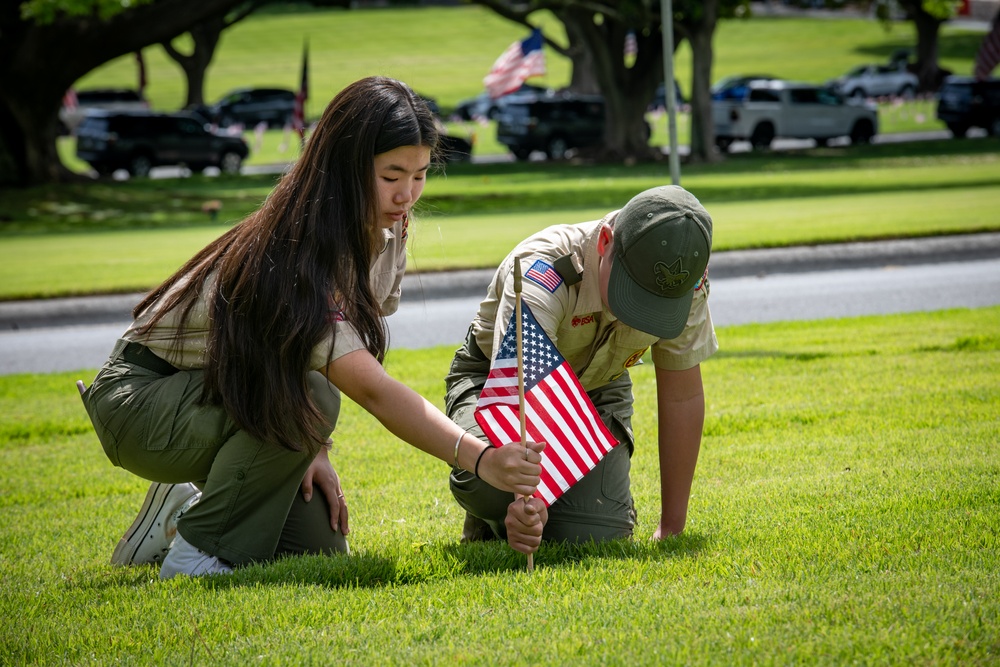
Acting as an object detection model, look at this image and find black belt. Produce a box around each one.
[122,341,179,376]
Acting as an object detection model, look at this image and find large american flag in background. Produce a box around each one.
[975,16,1000,80]
[483,29,547,99]
[475,302,619,506]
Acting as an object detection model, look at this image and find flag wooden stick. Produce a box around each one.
[513,259,534,573]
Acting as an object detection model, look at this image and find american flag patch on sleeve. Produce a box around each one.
[524,259,563,293]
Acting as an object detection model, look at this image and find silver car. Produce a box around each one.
[827,64,919,100]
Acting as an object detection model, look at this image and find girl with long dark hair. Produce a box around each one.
[80,77,543,578]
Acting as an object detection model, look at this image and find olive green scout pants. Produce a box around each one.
[445,329,637,543]
[81,339,348,566]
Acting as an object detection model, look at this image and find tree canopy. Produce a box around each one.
[0,0,247,186]
[18,0,155,23]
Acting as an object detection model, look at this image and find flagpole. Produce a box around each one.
[660,0,680,185]
[513,258,534,573]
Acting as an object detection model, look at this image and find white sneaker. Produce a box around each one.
[159,533,233,579]
[110,482,201,566]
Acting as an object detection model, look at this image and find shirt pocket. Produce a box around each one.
[592,326,656,384]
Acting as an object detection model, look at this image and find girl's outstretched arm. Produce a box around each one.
[324,349,544,497]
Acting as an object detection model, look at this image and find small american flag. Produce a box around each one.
[975,17,1000,80]
[524,259,563,293]
[484,29,546,99]
[475,302,619,506]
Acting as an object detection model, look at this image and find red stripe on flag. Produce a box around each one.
[528,379,596,473]
[484,31,546,99]
[476,405,520,445]
[975,19,1000,79]
[525,401,587,486]
[546,366,605,463]
[478,362,518,403]
[552,365,616,458]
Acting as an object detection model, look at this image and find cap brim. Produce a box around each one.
[607,259,695,340]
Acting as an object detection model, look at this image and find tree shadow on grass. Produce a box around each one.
[72,531,709,591]
[73,551,416,592]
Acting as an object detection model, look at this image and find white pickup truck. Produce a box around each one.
[713,80,879,152]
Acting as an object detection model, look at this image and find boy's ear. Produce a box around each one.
[596,223,614,255]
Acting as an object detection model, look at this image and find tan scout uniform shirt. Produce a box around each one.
[126,220,408,371]
[471,214,717,391]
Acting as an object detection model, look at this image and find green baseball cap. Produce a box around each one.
[607,186,713,340]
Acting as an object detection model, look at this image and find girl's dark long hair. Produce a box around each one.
[133,76,438,453]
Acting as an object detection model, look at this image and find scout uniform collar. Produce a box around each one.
[575,214,617,318]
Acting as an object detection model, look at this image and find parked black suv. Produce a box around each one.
[200,88,297,128]
[936,76,1000,137]
[59,88,149,135]
[495,93,606,160]
[76,111,249,177]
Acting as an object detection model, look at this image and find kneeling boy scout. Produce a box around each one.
[445,185,718,554]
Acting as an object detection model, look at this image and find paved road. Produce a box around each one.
[2,233,999,375]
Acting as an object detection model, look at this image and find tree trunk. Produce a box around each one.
[556,6,664,162]
[562,17,600,95]
[911,10,945,91]
[679,0,721,163]
[897,0,947,92]
[162,18,225,109]
[0,0,246,187]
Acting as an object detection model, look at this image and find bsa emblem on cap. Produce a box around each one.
[606,185,713,340]
[654,259,689,293]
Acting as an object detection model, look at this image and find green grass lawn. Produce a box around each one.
[2,307,997,664]
[4,139,998,299]
[4,9,995,662]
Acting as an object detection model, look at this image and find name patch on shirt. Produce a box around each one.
[524,259,563,293]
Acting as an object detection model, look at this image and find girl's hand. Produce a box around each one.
[478,440,545,497]
[301,445,350,535]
